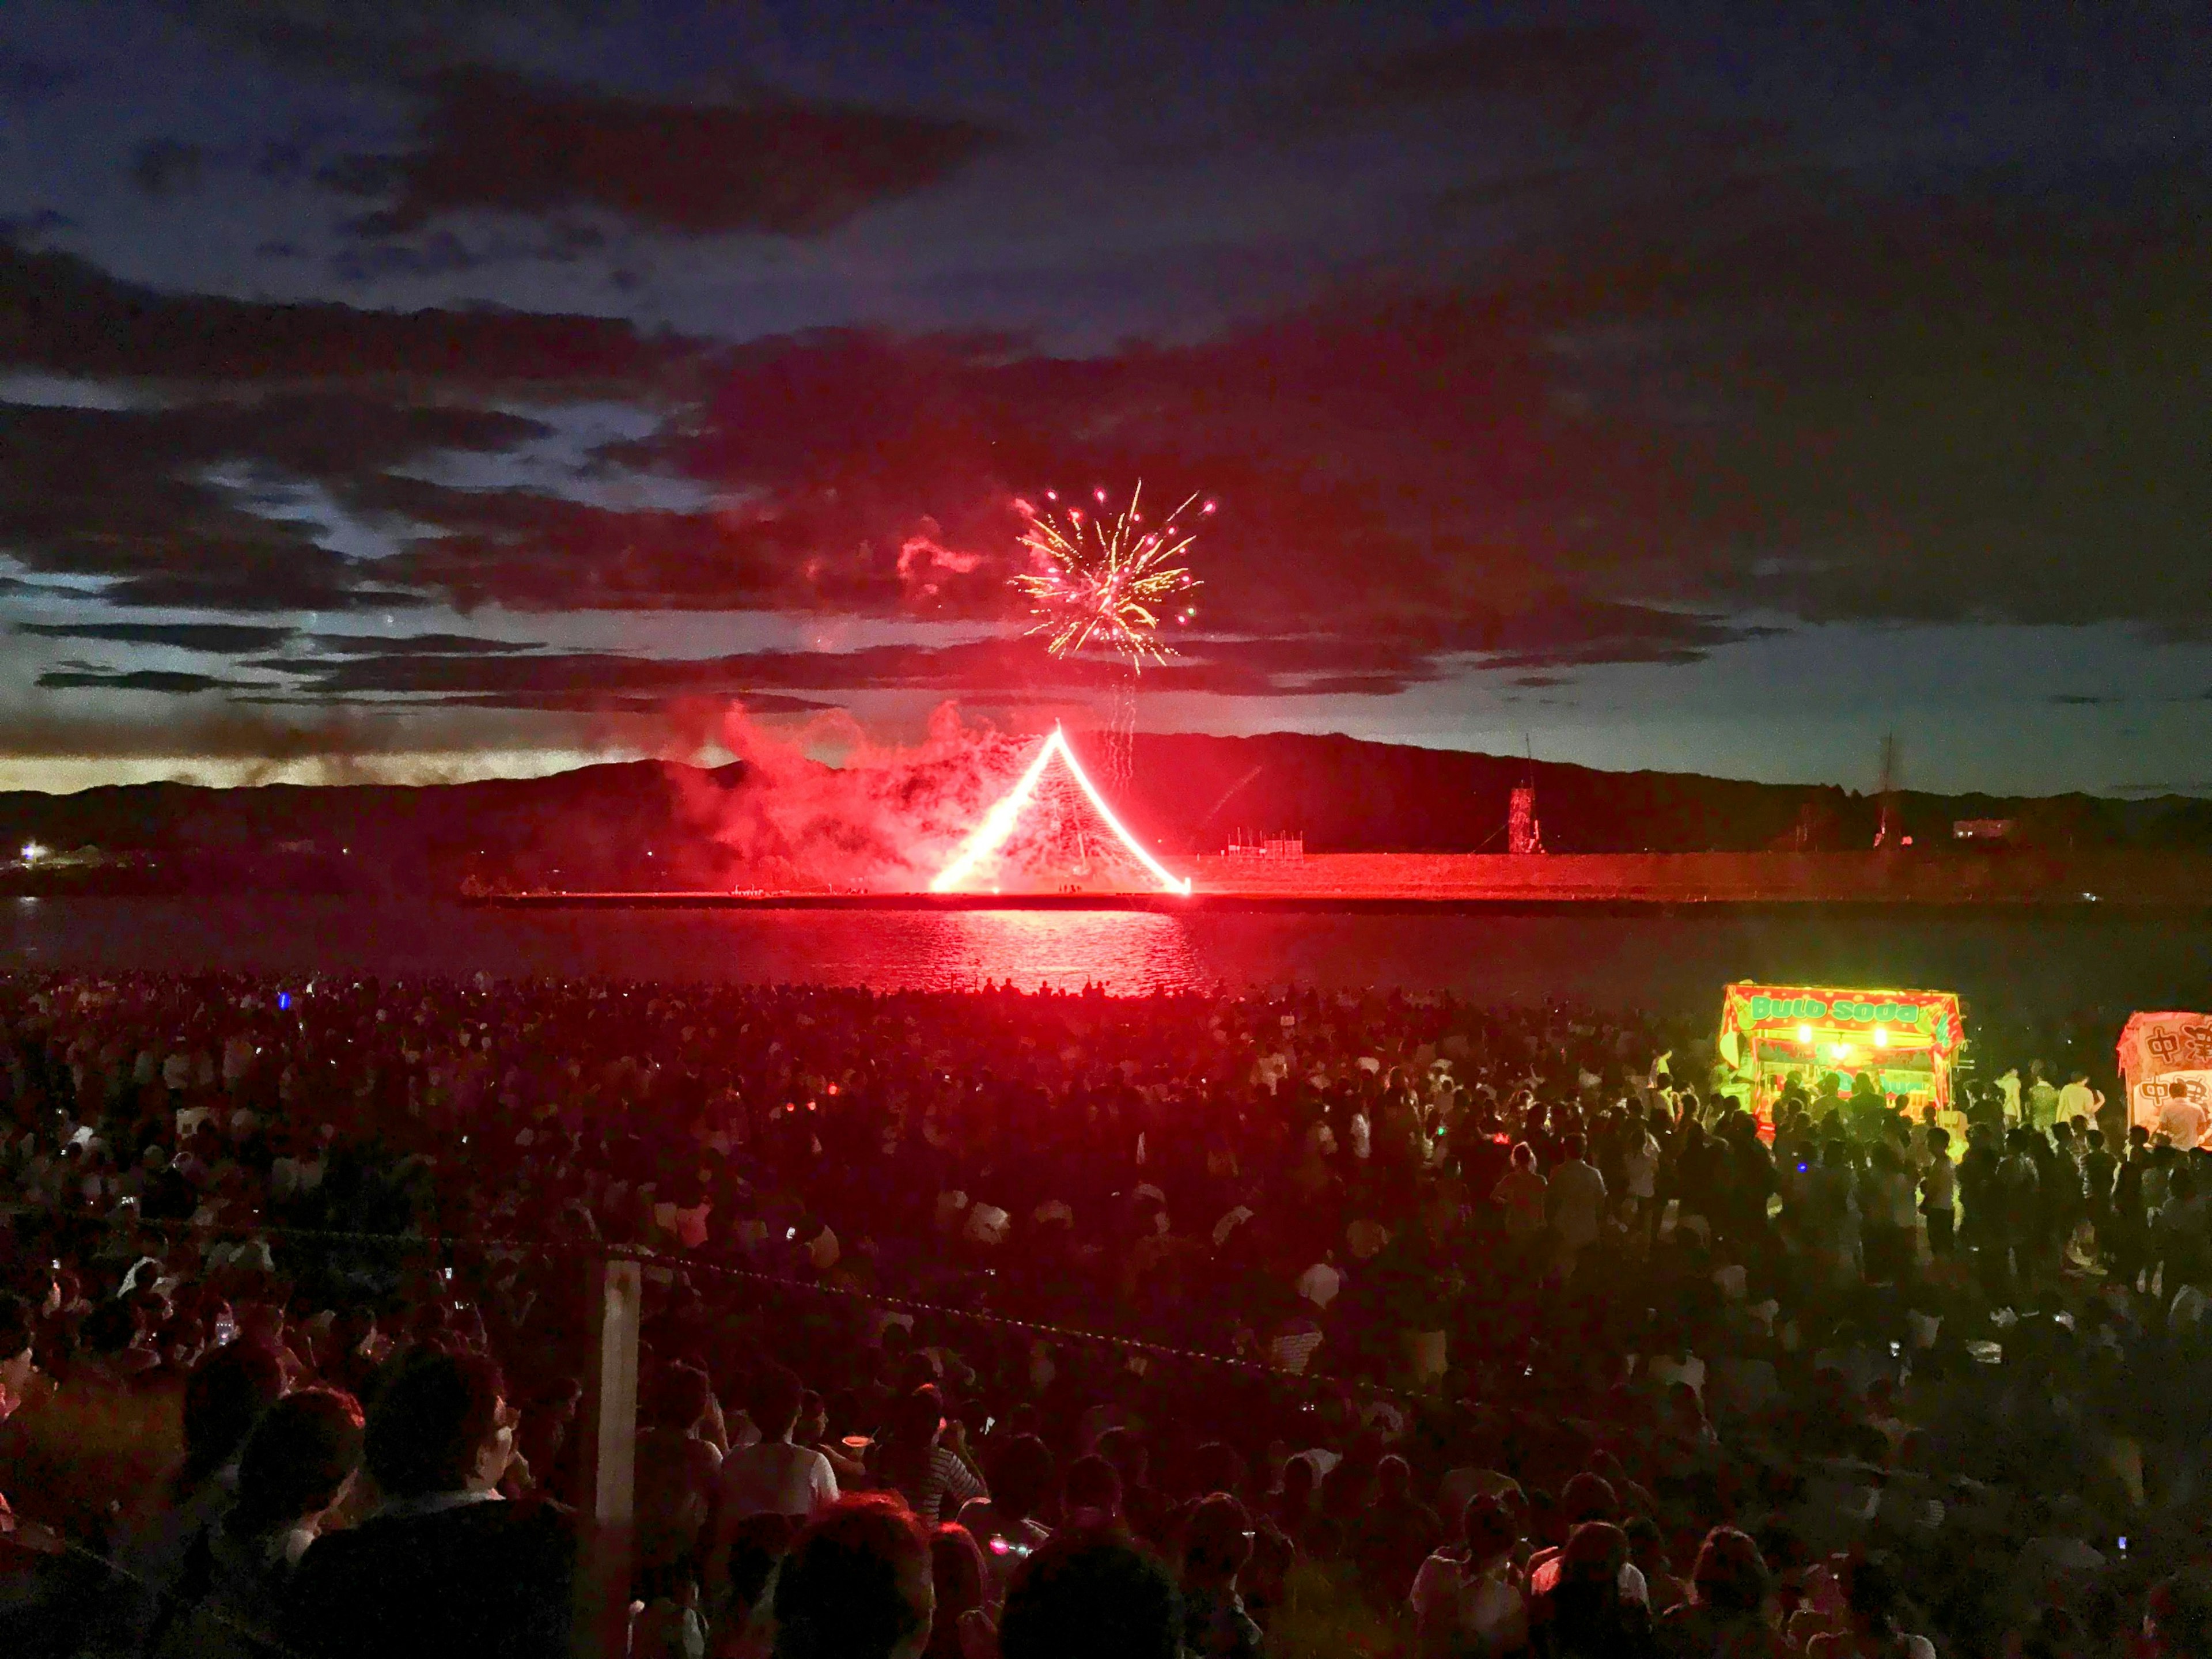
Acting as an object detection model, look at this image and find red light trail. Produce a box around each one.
[929,725,1193,896]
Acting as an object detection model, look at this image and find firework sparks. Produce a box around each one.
[1012,482,1209,671]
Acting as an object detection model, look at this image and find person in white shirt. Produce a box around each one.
[1296,1255,1343,1310]
[714,1366,837,1531]
[2160,1084,2210,1152]
[1921,1127,1957,1256]
[1411,1495,1525,1658]
[1547,1134,1608,1275]
[1620,1113,1661,1243]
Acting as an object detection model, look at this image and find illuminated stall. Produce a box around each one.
[1717,982,1965,1128]
[2115,1012,2212,1149]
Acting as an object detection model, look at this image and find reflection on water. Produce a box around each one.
[7,897,2212,1018]
[0,899,1218,996]
[906,910,1207,994]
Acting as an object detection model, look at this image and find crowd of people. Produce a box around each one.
[0,967,2209,1658]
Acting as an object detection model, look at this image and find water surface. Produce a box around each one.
[5,897,2210,1021]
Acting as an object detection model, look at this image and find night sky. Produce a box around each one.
[2,2,2207,796]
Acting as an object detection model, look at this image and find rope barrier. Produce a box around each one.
[63,1212,1427,1400]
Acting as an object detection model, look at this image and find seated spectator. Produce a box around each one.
[0,1293,35,1420]
[1804,1551,1937,1659]
[2147,1568,2212,1659]
[1527,1521,1650,1658]
[771,1494,934,1659]
[1062,1453,1124,1531]
[150,1387,364,1659]
[285,1350,571,1659]
[1527,1474,1646,1606]
[100,1340,287,1652]
[1179,1493,1264,1659]
[876,1385,985,1525]
[998,1527,1183,1659]
[1355,1452,1443,1605]
[924,1522,993,1659]
[954,1432,1053,1592]
[1656,1526,1787,1659]
[1411,1494,1527,1658]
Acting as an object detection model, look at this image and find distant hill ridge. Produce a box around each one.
[2,732,2207,895]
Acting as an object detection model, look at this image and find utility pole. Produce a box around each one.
[1874,733,1900,849]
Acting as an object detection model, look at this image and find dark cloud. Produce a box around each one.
[17,620,294,653]
[231,623,1643,710]
[131,139,206,199]
[300,298,1760,687]
[351,67,1005,237]
[5,124,2203,710]
[1593,168,2212,629]
[1292,23,1642,128]
[303,632,541,656]
[0,235,683,385]
[0,396,548,612]
[36,668,252,694]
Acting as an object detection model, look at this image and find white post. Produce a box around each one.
[574,1256,641,1659]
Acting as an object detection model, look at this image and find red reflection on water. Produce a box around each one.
[904,910,1206,994]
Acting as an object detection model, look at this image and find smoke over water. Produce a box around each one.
[676,702,1146,893]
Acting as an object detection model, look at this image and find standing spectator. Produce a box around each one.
[2111,1126,2154,1290]
[285,1351,571,1659]
[2025,1065,2062,1135]
[1919,1128,1956,1259]
[718,1365,836,1524]
[1493,1145,1548,1241]
[2082,1126,2119,1268]
[1621,1111,1662,1244]
[2056,1070,2104,1133]
[633,1362,724,1611]
[1547,1136,1607,1279]
[1860,1145,1912,1285]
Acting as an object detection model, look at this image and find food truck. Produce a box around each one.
[1717,982,1965,1128]
[2115,1012,2212,1149]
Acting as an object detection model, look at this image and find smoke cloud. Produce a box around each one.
[673,700,1150,892]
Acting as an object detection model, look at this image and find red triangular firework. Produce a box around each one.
[930,726,1191,895]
